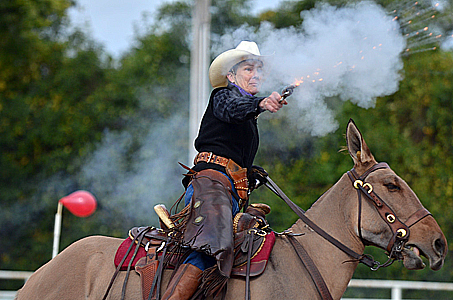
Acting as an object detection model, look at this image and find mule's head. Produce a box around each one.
[346,119,447,271]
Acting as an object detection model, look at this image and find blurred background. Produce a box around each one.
[1,0,453,298]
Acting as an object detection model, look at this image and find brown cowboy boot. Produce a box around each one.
[162,263,202,300]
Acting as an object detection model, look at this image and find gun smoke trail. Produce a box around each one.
[213,1,449,136]
[78,113,188,226]
[388,0,449,54]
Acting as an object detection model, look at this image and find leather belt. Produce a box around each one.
[194,152,229,167]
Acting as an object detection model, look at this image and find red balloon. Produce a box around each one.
[59,190,97,217]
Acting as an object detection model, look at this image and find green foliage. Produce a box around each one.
[0,0,72,91]
[258,0,316,28]
[0,39,133,202]
[0,1,114,201]
[211,0,259,33]
[0,0,136,275]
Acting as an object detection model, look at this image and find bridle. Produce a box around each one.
[346,162,432,269]
[266,162,432,269]
[264,162,432,300]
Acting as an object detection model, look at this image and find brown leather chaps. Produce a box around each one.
[183,169,234,277]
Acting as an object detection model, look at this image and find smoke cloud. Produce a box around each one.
[79,113,188,226]
[442,31,453,50]
[213,1,406,135]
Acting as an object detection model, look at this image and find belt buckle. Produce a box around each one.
[207,152,213,163]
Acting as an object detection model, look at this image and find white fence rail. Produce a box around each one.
[1,271,453,300]
[0,270,33,300]
[344,279,453,300]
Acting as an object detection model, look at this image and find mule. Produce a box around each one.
[16,120,447,300]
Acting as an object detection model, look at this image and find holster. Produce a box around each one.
[135,247,159,300]
[225,159,249,203]
[183,169,235,277]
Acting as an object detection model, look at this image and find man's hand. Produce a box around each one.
[259,91,287,113]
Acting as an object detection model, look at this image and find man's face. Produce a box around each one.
[227,60,263,95]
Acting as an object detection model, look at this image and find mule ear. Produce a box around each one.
[346,119,376,172]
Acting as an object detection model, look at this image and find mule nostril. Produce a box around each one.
[434,238,445,256]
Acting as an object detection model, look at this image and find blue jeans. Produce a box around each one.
[183,170,240,270]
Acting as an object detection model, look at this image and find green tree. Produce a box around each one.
[0,0,139,275]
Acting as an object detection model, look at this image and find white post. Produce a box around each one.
[52,202,63,258]
[391,286,402,300]
[188,0,211,164]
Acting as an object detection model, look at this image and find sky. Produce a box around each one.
[68,0,283,58]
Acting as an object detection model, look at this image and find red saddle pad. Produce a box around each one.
[114,238,148,271]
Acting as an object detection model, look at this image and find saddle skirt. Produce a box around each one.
[231,230,275,277]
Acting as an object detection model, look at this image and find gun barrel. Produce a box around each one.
[279,84,297,103]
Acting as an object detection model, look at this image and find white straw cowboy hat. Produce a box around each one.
[209,41,264,88]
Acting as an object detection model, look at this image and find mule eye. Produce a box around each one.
[384,183,400,191]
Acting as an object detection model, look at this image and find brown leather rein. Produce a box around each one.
[265,162,432,299]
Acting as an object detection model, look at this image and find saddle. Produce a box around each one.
[113,227,170,271]
[113,204,275,300]
[114,226,275,273]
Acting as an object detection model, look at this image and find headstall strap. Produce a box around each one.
[351,162,390,181]
[348,162,417,262]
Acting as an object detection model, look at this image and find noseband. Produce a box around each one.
[347,162,432,269]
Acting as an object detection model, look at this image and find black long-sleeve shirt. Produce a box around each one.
[212,83,266,123]
[194,82,266,170]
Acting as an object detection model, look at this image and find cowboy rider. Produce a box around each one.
[162,41,286,300]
